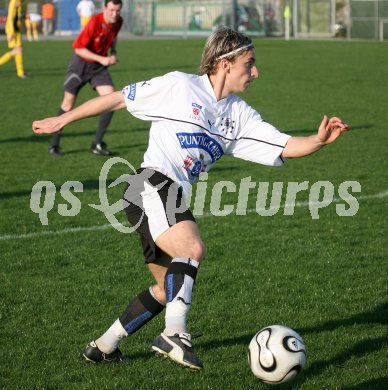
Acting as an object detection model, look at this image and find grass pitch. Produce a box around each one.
[0,37,387,389]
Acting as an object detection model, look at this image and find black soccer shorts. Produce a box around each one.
[123,168,196,263]
[63,54,114,95]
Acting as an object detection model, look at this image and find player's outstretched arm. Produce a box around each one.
[282,115,349,158]
[32,91,125,134]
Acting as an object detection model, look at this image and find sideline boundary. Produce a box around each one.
[1,190,387,241]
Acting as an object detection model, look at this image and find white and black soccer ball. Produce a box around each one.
[248,325,307,385]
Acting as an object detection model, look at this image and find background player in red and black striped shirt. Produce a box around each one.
[48,0,123,156]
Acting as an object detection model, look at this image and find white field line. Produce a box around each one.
[1,190,387,241]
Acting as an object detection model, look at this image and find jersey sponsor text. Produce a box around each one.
[176,132,224,162]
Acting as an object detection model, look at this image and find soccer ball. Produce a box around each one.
[248,325,307,385]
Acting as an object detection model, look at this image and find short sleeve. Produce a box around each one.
[72,17,96,48]
[121,73,176,121]
[227,103,291,166]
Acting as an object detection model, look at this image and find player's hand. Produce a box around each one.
[7,34,15,43]
[317,115,349,145]
[101,56,118,67]
[32,117,64,134]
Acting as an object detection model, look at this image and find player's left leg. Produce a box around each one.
[49,91,77,155]
[92,84,115,155]
[13,46,25,78]
[83,258,169,363]
[10,33,25,78]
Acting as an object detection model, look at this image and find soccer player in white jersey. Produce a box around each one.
[32,27,348,370]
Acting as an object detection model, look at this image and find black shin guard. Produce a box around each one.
[119,288,164,335]
[165,259,198,304]
[50,108,66,148]
[95,111,113,144]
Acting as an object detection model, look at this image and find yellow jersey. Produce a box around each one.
[6,0,23,36]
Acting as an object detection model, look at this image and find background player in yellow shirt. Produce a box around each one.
[0,0,27,78]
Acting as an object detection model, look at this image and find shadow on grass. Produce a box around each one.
[342,377,388,389]
[0,129,127,144]
[301,335,388,386]
[1,126,149,145]
[298,302,388,334]
[26,68,66,77]
[195,303,387,387]
[61,142,147,156]
[200,303,388,350]
[286,124,373,135]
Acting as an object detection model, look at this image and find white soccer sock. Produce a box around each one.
[164,300,189,336]
[95,319,128,354]
[163,258,199,336]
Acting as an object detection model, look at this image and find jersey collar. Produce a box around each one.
[200,74,229,109]
[200,74,218,102]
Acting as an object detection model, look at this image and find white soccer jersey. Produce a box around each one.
[122,71,291,195]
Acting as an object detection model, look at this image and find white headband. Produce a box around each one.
[216,44,254,60]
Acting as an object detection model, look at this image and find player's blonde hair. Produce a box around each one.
[199,27,254,76]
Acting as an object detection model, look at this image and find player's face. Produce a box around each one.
[227,49,259,94]
[103,2,122,24]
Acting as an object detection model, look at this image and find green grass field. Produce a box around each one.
[1,37,387,389]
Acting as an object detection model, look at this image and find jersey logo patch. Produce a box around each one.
[182,154,206,180]
[176,132,224,162]
[220,117,235,134]
[127,83,136,100]
[190,102,202,121]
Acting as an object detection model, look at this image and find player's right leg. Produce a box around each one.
[91,84,115,155]
[25,18,33,41]
[0,50,13,66]
[0,34,25,79]
[32,22,39,41]
[151,221,205,370]
[49,54,87,155]
[0,35,17,66]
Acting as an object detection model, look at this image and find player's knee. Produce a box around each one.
[61,100,74,112]
[151,284,166,304]
[12,47,22,55]
[190,239,206,262]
